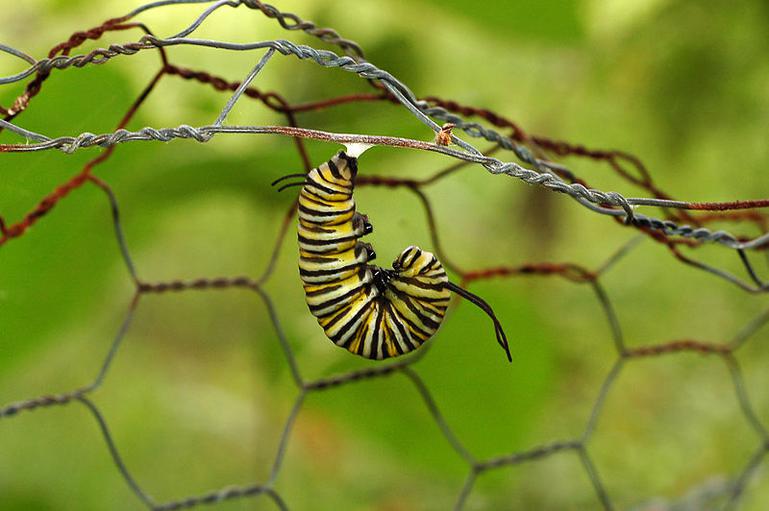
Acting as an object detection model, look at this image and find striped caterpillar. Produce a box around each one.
[273,150,511,361]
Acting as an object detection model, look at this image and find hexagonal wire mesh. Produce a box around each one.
[1,1,768,509]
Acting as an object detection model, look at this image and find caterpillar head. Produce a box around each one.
[391,245,437,277]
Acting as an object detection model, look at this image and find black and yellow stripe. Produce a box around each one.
[281,150,511,361]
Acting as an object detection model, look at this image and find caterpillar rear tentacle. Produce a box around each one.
[283,150,512,362]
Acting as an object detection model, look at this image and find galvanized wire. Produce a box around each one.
[1,1,768,510]
[2,34,769,260]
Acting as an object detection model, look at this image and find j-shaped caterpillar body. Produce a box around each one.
[273,150,511,361]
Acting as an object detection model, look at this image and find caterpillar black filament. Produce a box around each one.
[273,150,512,361]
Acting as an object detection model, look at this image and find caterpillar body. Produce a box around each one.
[274,151,511,361]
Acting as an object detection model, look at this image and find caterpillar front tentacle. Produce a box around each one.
[444,281,512,362]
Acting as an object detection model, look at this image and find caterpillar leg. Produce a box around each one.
[352,212,373,236]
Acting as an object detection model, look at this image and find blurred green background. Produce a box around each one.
[1,0,769,509]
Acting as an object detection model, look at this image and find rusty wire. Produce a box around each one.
[1,1,768,509]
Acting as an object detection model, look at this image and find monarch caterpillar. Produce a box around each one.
[273,149,511,361]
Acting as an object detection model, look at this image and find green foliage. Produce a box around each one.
[1,0,769,510]
[428,0,584,44]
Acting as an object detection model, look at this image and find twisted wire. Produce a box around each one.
[1,31,768,256]
[1,2,768,510]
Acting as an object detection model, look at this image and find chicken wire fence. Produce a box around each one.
[1,0,768,509]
